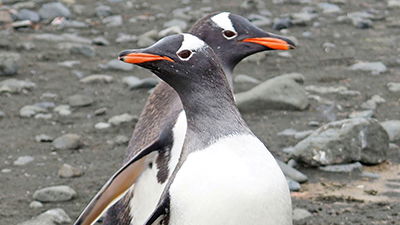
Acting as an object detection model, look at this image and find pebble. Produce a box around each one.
[361,95,385,110]
[2,168,11,173]
[125,77,159,90]
[234,74,260,84]
[53,133,82,150]
[291,11,317,26]
[287,177,301,191]
[308,121,320,127]
[54,105,72,116]
[18,208,71,225]
[291,118,389,166]
[58,60,80,68]
[108,113,137,126]
[361,172,380,179]
[318,3,341,14]
[33,33,91,44]
[35,113,52,120]
[0,52,20,76]
[16,9,40,22]
[293,208,312,221]
[348,110,374,119]
[94,107,107,116]
[247,14,271,27]
[319,162,363,173]
[95,122,111,130]
[38,2,71,20]
[387,82,400,92]
[58,43,95,57]
[0,110,5,119]
[272,17,292,30]
[388,0,400,8]
[380,120,400,141]
[137,30,158,47]
[115,33,137,43]
[114,135,130,145]
[235,73,309,112]
[158,26,183,38]
[13,156,34,166]
[68,94,94,107]
[29,201,44,209]
[95,5,112,18]
[0,10,13,24]
[102,15,122,27]
[305,85,360,96]
[58,163,83,178]
[163,19,188,30]
[80,74,113,84]
[0,79,35,94]
[350,61,387,75]
[20,105,47,118]
[33,185,76,202]
[101,59,134,71]
[276,159,308,183]
[92,36,110,46]
[35,134,54,142]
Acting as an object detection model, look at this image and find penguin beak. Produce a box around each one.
[241,33,296,50]
[119,50,174,64]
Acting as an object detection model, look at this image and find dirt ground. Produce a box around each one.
[1,0,399,224]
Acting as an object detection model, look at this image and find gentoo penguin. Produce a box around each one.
[119,33,293,225]
[73,12,295,225]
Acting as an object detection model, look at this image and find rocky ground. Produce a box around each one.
[1,0,400,224]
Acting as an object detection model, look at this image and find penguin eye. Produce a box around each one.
[177,49,192,60]
[222,30,237,39]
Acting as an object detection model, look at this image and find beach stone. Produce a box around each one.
[293,208,312,221]
[68,94,93,107]
[276,160,308,183]
[35,134,54,142]
[58,163,83,178]
[34,33,91,44]
[126,77,159,90]
[13,156,34,166]
[348,110,374,119]
[29,201,43,209]
[388,0,400,8]
[92,36,109,46]
[235,73,308,112]
[158,26,182,38]
[53,133,81,150]
[33,185,76,202]
[361,95,385,110]
[17,9,40,22]
[272,17,292,30]
[0,52,20,76]
[101,59,134,71]
[54,105,71,116]
[18,208,71,225]
[387,82,400,92]
[39,2,71,20]
[287,177,301,191]
[94,122,111,130]
[95,5,112,18]
[318,3,341,14]
[102,15,122,27]
[291,118,389,166]
[350,61,387,75]
[0,79,35,94]
[80,74,113,84]
[305,85,360,96]
[319,162,363,173]
[234,74,260,84]
[20,105,47,117]
[163,18,187,30]
[380,120,400,141]
[108,113,137,126]
[58,43,95,57]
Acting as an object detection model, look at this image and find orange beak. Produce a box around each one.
[241,37,296,50]
[119,52,174,64]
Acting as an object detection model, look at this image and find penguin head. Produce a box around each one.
[119,34,228,92]
[189,12,296,69]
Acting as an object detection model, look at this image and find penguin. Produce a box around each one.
[118,33,293,225]
[73,12,295,225]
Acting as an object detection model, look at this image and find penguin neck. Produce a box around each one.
[221,62,234,92]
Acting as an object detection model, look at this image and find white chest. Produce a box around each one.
[169,135,292,225]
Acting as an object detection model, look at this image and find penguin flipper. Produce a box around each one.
[144,194,170,225]
[73,139,163,225]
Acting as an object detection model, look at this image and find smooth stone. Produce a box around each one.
[29,201,43,209]
[387,82,400,92]
[0,52,20,76]
[56,20,88,28]
[58,163,83,178]
[102,15,122,27]
[18,208,71,225]
[305,85,360,96]
[291,118,389,166]
[115,33,137,43]
[94,122,111,130]
[33,185,76,202]
[348,110,374,119]
[13,156,34,166]
[0,9,13,24]
[58,43,95,57]
[318,2,341,14]
[101,59,133,71]
[20,105,47,118]
[54,105,71,116]
[293,208,312,221]
[108,113,137,126]
[319,162,363,173]
[95,5,112,18]
[33,33,91,44]
[388,0,400,8]
[361,172,380,179]
[38,2,71,20]
[53,133,81,150]
[0,110,5,119]
[276,160,308,183]
[163,19,187,30]
[248,14,271,27]
[35,134,54,142]
[68,94,93,107]
[234,74,260,84]
[380,120,400,141]
[17,9,40,22]
[235,73,309,112]
[287,177,301,191]
[92,36,110,46]
[291,11,317,25]
[158,26,182,38]
[128,77,159,89]
[350,61,387,75]
[137,30,158,47]
[35,113,52,120]
[0,79,35,94]
[308,121,320,127]
[94,107,107,116]
[361,95,385,110]
[114,135,130,145]
[58,60,80,68]
[2,168,11,173]
[80,74,113,84]
[272,17,292,30]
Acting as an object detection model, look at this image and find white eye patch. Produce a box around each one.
[211,12,236,33]
[177,34,206,61]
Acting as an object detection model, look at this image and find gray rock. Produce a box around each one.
[80,74,113,84]
[361,95,385,110]
[68,94,93,107]
[101,59,134,71]
[20,105,47,117]
[287,177,301,191]
[29,201,43,209]
[318,3,341,14]
[352,17,373,29]
[33,185,76,202]
[248,14,271,27]
[276,160,308,183]
[235,73,309,112]
[53,133,82,150]
[272,17,292,30]
[54,105,71,116]
[56,20,88,29]
[319,162,362,173]
[58,163,83,178]
[108,113,137,126]
[387,82,400,92]
[0,79,35,94]
[361,172,380,179]
[158,26,182,38]
[13,156,34,166]
[291,118,389,166]
[102,15,122,27]
[18,208,71,225]
[17,9,40,22]
[163,19,187,30]
[234,74,260,84]
[95,5,112,18]
[0,52,20,76]
[114,135,129,145]
[291,11,317,25]
[0,110,5,119]
[293,208,312,221]
[58,60,80,68]
[58,43,95,57]
[94,107,107,116]
[125,77,159,90]
[115,33,137,43]
[94,122,111,130]
[380,120,400,141]
[39,2,71,20]
[92,36,110,46]
[137,30,158,47]
[348,110,374,119]
[388,0,400,8]
[350,61,387,75]
[35,134,54,142]
[278,128,313,140]
[33,33,91,44]
[305,85,360,96]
